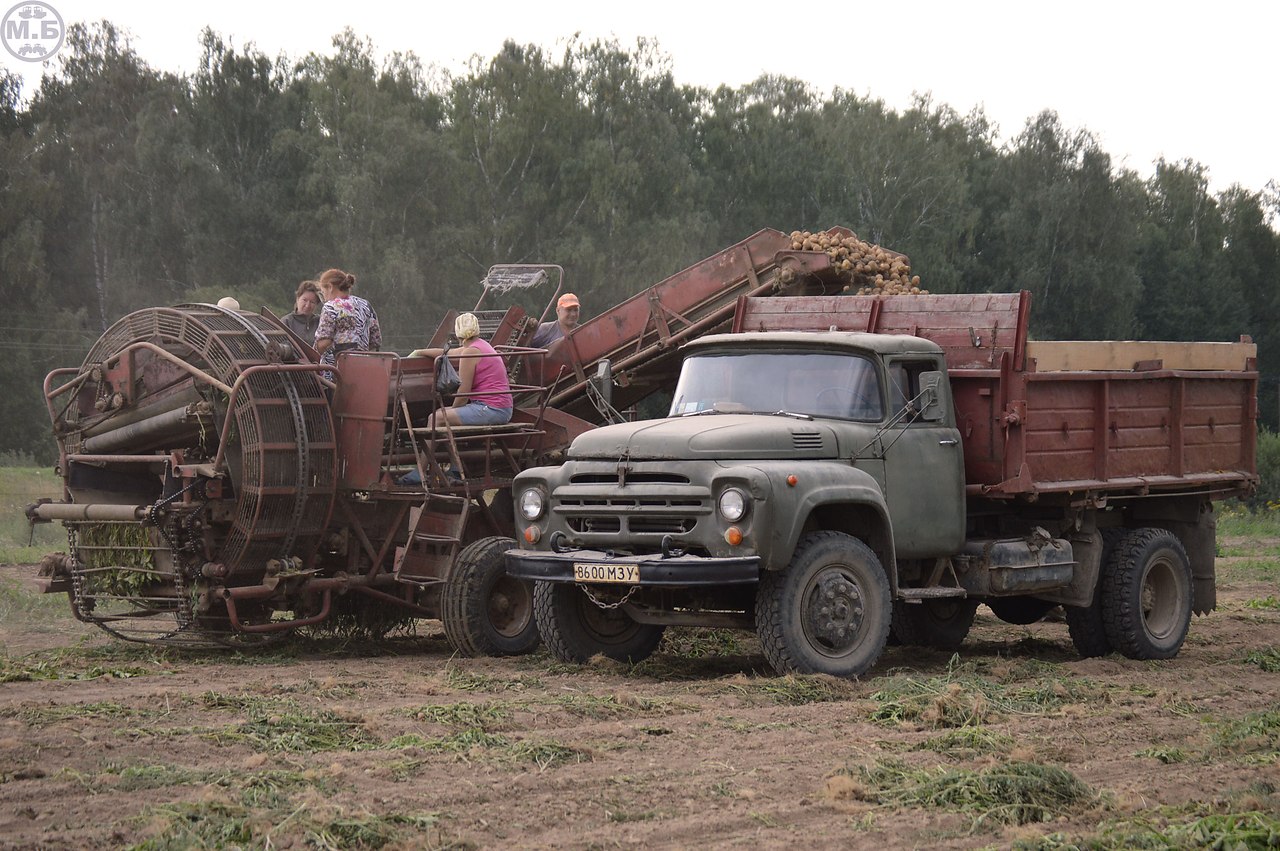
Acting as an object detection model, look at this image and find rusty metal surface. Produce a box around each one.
[54,305,338,643]
[734,291,1028,370]
[540,228,851,419]
[332,352,396,489]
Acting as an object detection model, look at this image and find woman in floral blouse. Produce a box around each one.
[314,268,381,372]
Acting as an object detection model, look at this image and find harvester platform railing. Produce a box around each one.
[394,345,556,494]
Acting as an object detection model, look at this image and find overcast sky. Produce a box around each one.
[3,0,1276,194]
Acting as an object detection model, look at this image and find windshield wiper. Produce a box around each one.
[679,408,728,417]
[769,410,813,420]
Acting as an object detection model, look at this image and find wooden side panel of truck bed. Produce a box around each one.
[956,366,1257,497]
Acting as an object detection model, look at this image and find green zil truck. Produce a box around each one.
[504,292,1258,677]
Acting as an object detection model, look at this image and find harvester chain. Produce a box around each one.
[146,478,209,633]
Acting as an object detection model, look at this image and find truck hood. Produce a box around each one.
[568,414,838,461]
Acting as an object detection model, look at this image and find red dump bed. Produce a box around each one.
[735,292,1259,500]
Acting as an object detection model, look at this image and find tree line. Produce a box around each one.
[1,23,1276,462]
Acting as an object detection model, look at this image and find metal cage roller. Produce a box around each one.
[54,305,337,644]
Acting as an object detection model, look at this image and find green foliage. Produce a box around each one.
[130,799,446,851]
[658,626,750,658]
[838,759,1094,829]
[398,726,590,769]
[1244,648,1280,673]
[552,692,686,719]
[1217,500,1280,538]
[75,522,156,596]
[407,701,511,728]
[1134,746,1189,764]
[1021,809,1280,850]
[1247,429,1280,510]
[1245,597,1280,610]
[1,24,1277,464]
[868,665,1106,729]
[0,467,64,563]
[200,691,379,753]
[725,674,859,705]
[913,727,1014,758]
[0,647,154,682]
[1211,710,1280,761]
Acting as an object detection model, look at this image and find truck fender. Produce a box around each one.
[767,465,897,592]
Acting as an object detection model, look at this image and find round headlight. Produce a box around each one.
[518,488,545,521]
[718,488,748,522]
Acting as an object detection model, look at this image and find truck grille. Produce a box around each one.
[569,473,691,485]
[556,485,711,540]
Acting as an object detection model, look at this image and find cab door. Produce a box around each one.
[881,357,966,558]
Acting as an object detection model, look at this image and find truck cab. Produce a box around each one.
[506,330,966,677]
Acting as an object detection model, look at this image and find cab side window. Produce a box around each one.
[887,358,941,421]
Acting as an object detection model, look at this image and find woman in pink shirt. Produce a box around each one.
[424,313,512,427]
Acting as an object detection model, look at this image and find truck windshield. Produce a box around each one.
[670,351,884,421]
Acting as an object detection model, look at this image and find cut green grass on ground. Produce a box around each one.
[1243,648,1280,672]
[130,800,448,851]
[868,665,1107,730]
[200,691,379,753]
[829,759,1096,830]
[1019,797,1280,850]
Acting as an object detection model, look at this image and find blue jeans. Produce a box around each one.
[454,403,513,426]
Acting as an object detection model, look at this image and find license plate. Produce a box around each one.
[573,563,640,584]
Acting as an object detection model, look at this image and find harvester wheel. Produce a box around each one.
[1101,528,1193,660]
[442,536,539,657]
[755,531,890,677]
[1064,528,1124,659]
[533,582,664,664]
[891,597,978,650]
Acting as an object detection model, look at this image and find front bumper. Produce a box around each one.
[505,547,759,586]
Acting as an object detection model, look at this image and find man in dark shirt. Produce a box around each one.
[531,292,581,348]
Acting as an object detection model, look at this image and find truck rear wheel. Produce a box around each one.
[891,597,978,650]
[1064,528,1124,658]
[755,531,891,678]
[533,582,665,664]
[442,536,539,657]
[1101,528,1193,660]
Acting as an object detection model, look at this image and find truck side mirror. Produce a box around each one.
[920,371,946,421]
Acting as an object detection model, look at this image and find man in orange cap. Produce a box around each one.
[531,292,581,348]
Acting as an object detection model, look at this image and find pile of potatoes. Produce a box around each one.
[788,230,927,296]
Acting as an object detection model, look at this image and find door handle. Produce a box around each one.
[938,438,959,446]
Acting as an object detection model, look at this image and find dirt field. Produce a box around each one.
[1,539,1278,850]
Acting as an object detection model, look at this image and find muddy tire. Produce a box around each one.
[1064,528,1124,659]
[987,596,1057,625]
[441,536,539,657]
[1101,528,1193,660]
[755,531,891,677]
[891,597,978,650]
[533,582,664,664]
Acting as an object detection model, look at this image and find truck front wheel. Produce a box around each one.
[533,582,665,664]
[755,531,891,678]
[1101,528,1193,660]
